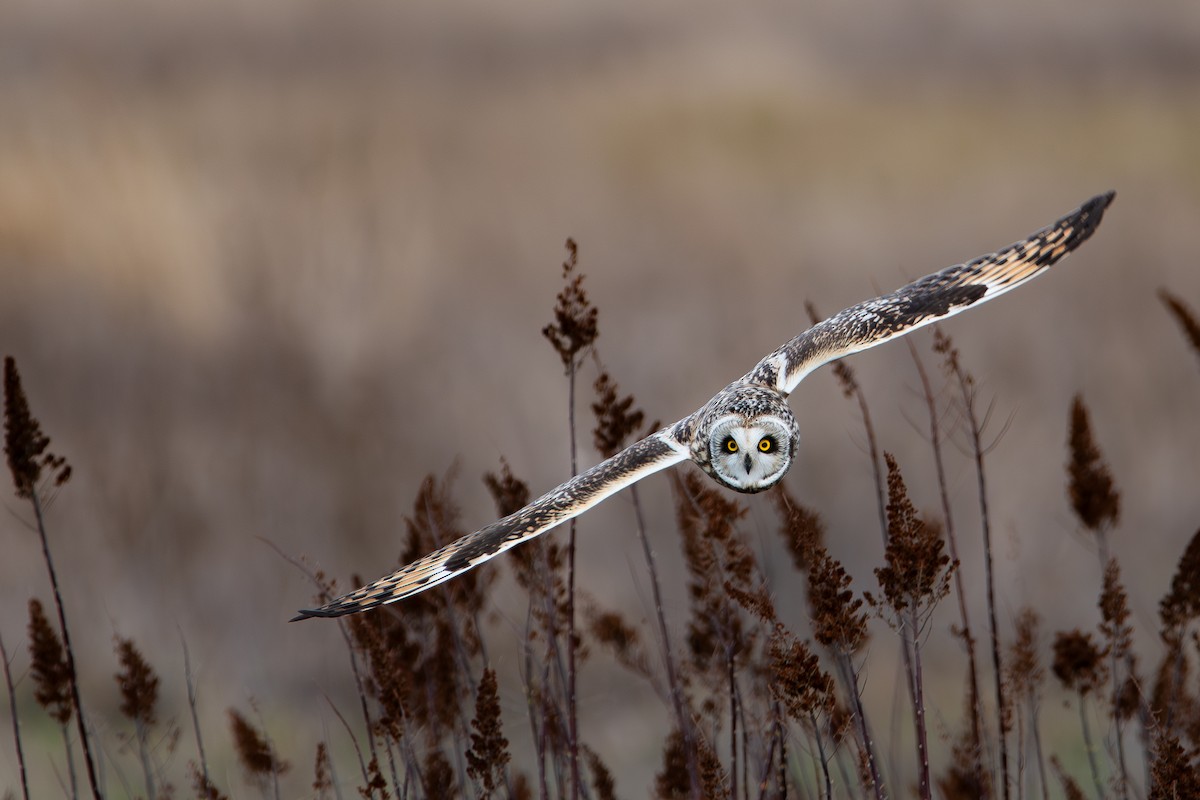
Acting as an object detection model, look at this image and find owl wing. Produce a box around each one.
[293,425,692,619]
[749,192,1114,396]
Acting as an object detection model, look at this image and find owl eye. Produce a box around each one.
[725,437,739,453]
[758,437,774,453]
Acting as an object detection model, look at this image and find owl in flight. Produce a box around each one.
[294,191,1114,620]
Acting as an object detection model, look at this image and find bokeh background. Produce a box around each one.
[2,0,1199,794]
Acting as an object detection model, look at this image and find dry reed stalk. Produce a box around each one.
[541,238,598,800]
[908,337,986,787]
[1005,609,1049,800]
[935,329,1011,800]
[871,453,954,800]
[0,632,31,800]
[114,636,161,800]
[229,707,289,800]
[4,357,99,800]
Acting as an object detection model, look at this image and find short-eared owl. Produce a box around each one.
[295,192,1114,620]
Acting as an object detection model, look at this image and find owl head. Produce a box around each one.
[696,386,798,493]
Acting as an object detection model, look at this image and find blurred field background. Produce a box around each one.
[2,0,1200,795]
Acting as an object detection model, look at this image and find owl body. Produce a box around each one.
[296,191,1114,620]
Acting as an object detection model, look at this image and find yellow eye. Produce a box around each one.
[758,438,773,453]
[725,438,739,453]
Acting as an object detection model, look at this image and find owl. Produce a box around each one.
[294,191,1114,620]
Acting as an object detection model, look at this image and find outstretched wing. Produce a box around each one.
[749,192,1114,396]
[293,426,691,619]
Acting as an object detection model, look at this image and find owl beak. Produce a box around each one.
[743,453,753,473]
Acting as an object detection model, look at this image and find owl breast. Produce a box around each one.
[690,384,799,493]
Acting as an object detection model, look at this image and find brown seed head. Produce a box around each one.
[591,372,646,459]
[772,486,825,573]
[1099,558,1133,660]
[672,473,753,670]
[1050,756,1088,800]
[584,746,617,800]
[466,668,510,796]
[724,580,777,624]
[228,708,288,779]
[115,637,159,727]
[874,453,953,614]
[938,723,991,800]
[542,238,598,372]
[27,598,73,724]
[1066,394,1120,532]
[807,546,868,654]
[360,757,387,799]
[1150,729,1200,800]
[655,728,726,799]
[312,742,332,795]
[190,763,230,800]
[1051,629,1108,696]
[1159,289,1200,368]
[483,458,531,518]
[588,608,651,678]
[4,357,70,499]
[769,628,833,721]
[421,749,455,797]
[1161,528,1200,640]
[1006,608,1044,703]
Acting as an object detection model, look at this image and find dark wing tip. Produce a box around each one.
[291,600,362,621]
[1072,191,1116,239]
[1090,190,1117,210]
[290,608,329,622]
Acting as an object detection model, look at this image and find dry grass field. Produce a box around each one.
[2,1,1200,797]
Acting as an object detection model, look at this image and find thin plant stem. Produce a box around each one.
[1,633,31,800]
[61,719,78,800]
[908,339,984,774]
[946,346,1010,800]
[1109,653,1128,800]
[850,386,887,546]
[775,703,788,800]
[832,731,860,800]
[740,689,748,800]
[341,633,381,787]
[30,491,102,800]
[729,656,739,800]
[630,483,702,795]
[1077,696,1104,800]
[1014,701,1026,800]
[565,359,581,800]
[520,606,548,800]
[135,717,156,800]
[847,375,919,796]
[758,712,780,800]
[809,712,834,800]
[323,694,369,788]
[1098,541,1130,800]
[908,609,932,800]
[179,632,214,790]
[1030,698,1050,800]
[835,653,887,800]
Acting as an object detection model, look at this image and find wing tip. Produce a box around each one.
[1072,190,1116,238]
[1094,189,1117,207]
[290,606,342,622]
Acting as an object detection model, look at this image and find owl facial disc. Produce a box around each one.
[706,412,796,493]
